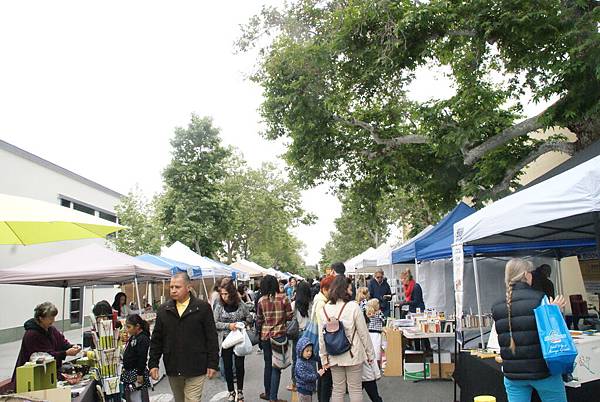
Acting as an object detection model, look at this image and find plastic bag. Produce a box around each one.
[234,329,254,356]
[534,295,578,375]
[361,360,381,382]
[222,328,245,349]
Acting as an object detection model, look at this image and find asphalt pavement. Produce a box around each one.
[149,347,455,402]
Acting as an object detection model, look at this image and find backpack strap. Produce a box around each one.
[336,302,349,320]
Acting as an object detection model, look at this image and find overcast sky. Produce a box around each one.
[0,1,551,265]
[0,0,343,265]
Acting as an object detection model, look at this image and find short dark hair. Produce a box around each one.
[331,262,346,275]
[172,272,191,284]
[261,275,279,297]
[328,275,352,304]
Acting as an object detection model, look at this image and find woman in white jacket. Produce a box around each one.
[319,275,375,402]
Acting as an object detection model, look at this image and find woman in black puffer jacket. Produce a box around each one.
[491,258,567,402]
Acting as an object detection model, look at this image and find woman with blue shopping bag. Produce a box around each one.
[492,258,569,402]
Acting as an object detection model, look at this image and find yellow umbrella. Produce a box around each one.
[0,193,124,245]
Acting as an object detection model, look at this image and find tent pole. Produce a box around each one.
[472,257,485,349]
[557,259,564,297]
[414,259,419,283]
[81,286,86,342]
[91,285,95,304]
[201,277,209,301]
[62,287,66,333]
[134,277,142,312]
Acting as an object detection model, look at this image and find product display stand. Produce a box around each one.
[90,314,122,402]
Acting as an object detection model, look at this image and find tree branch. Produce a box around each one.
[488,140,575,197]
[463,101,559,166]
[333,115,429,146]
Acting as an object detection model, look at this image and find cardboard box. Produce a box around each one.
[9,386,71,402]
[382,328,403,377]
[429,363,455,379]
[432,350,452,364]
[403,362,430,380]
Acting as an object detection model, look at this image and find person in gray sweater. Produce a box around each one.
[213,278,253,402]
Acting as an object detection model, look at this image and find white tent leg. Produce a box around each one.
[414,259,419,283]
[81,286,86,342]
[473,257,485,349]
[134,277,142,312]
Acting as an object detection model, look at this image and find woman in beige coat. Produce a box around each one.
[318,275,375,402]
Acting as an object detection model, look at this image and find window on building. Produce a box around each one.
[99,211,117,223]
[70,287,82,325]
[73,202,95,216]
[60,198,71,208]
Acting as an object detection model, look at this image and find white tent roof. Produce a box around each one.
[454,154,600,246]
[345,247,379,274]
[231,261,266,278]
[161,241,232,278]
[0,244,170,287]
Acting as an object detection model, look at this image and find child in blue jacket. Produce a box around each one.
[295,337,326,402]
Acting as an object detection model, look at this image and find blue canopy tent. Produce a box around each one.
[137,253,211,300]
[392,202,476,265]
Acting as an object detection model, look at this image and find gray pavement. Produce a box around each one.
[1,330,455,401]
[149,349,455,402]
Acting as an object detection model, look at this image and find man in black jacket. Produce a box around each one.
[149,272,219,402]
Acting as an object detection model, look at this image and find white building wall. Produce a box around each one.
[0,143,123,340]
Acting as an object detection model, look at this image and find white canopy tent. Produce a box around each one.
[231,260,267,278]
[0,244,171,333]
[345,247,378,275]
[453,154,600,343]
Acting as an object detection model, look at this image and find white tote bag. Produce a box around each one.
[234,329,254,356]
[361,360,382,382]
[222,329,244,349]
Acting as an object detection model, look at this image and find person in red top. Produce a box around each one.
[257,275,293,402]
[12,302,80,388]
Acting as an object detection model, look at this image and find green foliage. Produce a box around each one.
[239,0,600,227]
[221,162,314,273]
[110,187,162,256]
[157,115,232,257]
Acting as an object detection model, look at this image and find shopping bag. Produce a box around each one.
[271,336,292,369]
[234,329,254,356]
[534,296,577,375]
[361,360,381,382]
[300,312,320,361]
[222,328,245,349]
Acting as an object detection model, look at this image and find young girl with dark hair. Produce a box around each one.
[121,314,151,402]
[214,278,253,402]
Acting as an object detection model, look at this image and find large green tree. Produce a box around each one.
[110,188,162,256]
[239,0,600,225]
[157,115,232,257]
[221,162,314,273]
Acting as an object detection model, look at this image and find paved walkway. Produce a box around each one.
[1,330,454,401]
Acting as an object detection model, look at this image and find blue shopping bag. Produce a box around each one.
[300,311,320,361]
[534,296,578,375]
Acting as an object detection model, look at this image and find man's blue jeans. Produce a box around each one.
[262,337,284,400]
[504,374,567,402]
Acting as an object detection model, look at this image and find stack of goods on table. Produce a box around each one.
[87,314,123,398]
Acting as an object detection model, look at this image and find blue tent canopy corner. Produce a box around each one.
[392,202,476,264]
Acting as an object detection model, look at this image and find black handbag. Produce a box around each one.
[286,306,300,340]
